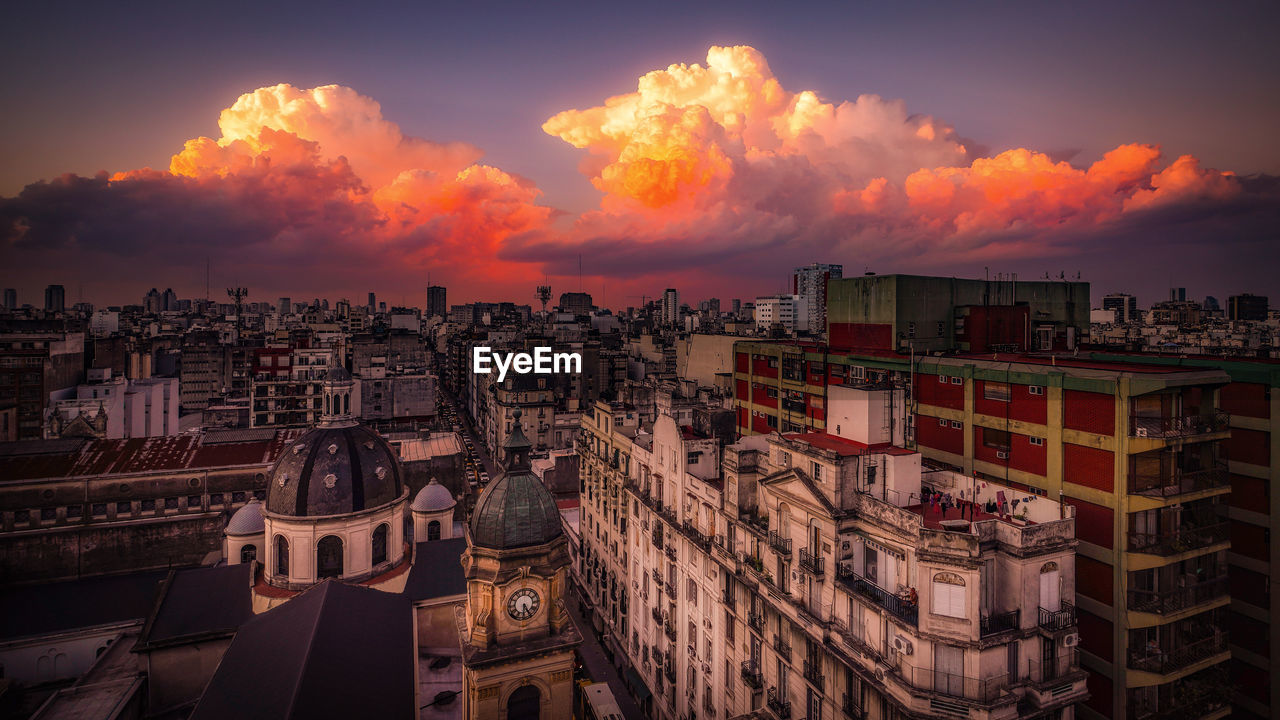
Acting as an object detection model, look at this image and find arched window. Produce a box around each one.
[372,524,389,566]
[343,393,349,414]
[275,535,289,576]
[241,544,257,564]
[507,685,540,720]
[317,535,344,578]
[325,394,331,415]
[1040,561,1061,611]
[427,520,442,541]
[932,571,966,618]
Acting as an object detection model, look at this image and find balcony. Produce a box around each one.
[1127,575,1228,615]
[841,692,865,719]
[768,530,793,556]
[1130,412,1229,440]
[664,660,676,683]
[766,687,792,719]
[682,520,712,550]
[835,565,918,626]
[1129,462,1229,498]
[1127,632,1228,675]
[803,659,824,691]
[665,582,677,601]
[1038,602,1076,632]
[773,633,792,661]
[740,661,763,689]
[665,544,678,562]
[652,569,663,588]
[1027,649,1080,684]
[651,606,663,624]
[896,666,1010,703]
[1128,522,1228,556]
[1126,667,1231,720]
[651,527,664,550]
[742,512,769,534]
[748,610,765,633]
[664,621,677,641]
[798,547,824,576]
[980,608,1020,636]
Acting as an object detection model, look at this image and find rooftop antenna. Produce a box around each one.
[578,254,583,292]
[205,257,211,302]
[536,284,552,326]
[227,286,248,339]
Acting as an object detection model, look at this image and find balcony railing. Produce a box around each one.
[895,666,1010,703]
[665,544,678,562]
[766,687,791,719]
[651,527,664,550]
[1130,412,1229,439]
[740,661,763,689]
[651,606,663,624]
[803,659,824,690]
[773,633,792,660]
[980,608,1020,636]
[653,569,663,587]
[841,692,865,719]
[1026,649,1080,684]
[1126,669,1232,720]
[748,610,765,633]
[1127,575,1228,615]
[664,660,676,683]
[835,565,918,626]
[768,530,793,556]
[798,547,824,576]
[665,582,677,600]
[1128,522,1228,556]
[1129,462,1229,498]
[664,621,677,641]
[1038,602,1076,632]
[1126,632,1228,675]
[682,520,712,550]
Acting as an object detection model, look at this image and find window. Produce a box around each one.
[67,505,83,519]
[1029,385,1045,396]
[317,535,343,578]
[937,375,947,384]
[950,376,963,385]
[1030,436,1044,446]
[779,451,792,467]
[140,498,156,512]
[164,497,178,510]
[210,493,225,506]
[372,523,389,565]
[950,420,962,429]
[939,418,948,427]
[91,503,106,517]
[982,428,1011,450]
[41,507,56,521]
[187,495,201,508]
[983,382,1011,402]
[932,572,967,618]
[241,544,257,563]
[275,535,289,576]
[115,501,131,515]
[427,520,441,541]
[907,322,916,337]
[810,461,822,482]
[766,414,777,429]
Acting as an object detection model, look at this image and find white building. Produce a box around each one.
[46,369,179,439]
[754,294,809,333]
[577,384,1086,720]
[793,263,843,334]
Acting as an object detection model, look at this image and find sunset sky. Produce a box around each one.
[2,1,1278,308]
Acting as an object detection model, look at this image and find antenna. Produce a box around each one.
[578,254,583,292]
[227,286,248,339]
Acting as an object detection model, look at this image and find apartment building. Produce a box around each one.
[734,344,1235,720]
[248,347,335,427]
[579,385,1086,720]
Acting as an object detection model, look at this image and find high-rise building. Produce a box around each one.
[661,288,679,326]
[2,289,16,309]
[44,284,65,313]
[793,262,843,334]
[1170,287,1187,302]
[426,286,447,319]
[731,298,741,315]
[1228,293,1268,322]
[1101,293,1139,324]
[557,291,594,315]
[753,294,808,332]
[161,288,178,312]
[368,292,376,311]
[278,297,291,315]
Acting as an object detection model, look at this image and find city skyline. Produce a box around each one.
[2,2,1279,306]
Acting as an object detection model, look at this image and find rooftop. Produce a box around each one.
[782,432,916,457]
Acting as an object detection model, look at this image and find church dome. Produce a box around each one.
[225,499,265,536]
[469,410,562,550]
[325,365,352,382]
[266,423,403,517]
[411,479,457,513]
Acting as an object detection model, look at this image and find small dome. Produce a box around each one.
[469,409,562,550]
[225,500,265,536]
[266,424,403,517]
[325,365,352,382]
[412,479,456,513]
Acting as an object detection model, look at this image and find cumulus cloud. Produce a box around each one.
[2,47,1277,304]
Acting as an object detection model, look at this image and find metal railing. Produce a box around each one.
[1026,649,1080,684]
[651,527,664,550]
[841,692,865,719]
[748,610,765,632]
[1130,412,1229,439]
[835,565,918,626]
[798,547,824,576]
[1127,522,1228,556]
[1127,632,1228,675]
[651,606,663,624]
[665,582,677,600]
[663,620,677,641]
[803,658,824,690]
[766,687,791,719]
[1129,462,1229,497]
[768,530,793,556]
[1127,575,1228,615]
[773,633,792,660]
[1038,602,1076,631]
[740,660,763,689]
[895,666,1010,702]
[980,608,1020,636]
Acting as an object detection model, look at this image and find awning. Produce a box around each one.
[625,669,652,700]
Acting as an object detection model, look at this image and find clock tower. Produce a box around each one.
[459,409,581,720]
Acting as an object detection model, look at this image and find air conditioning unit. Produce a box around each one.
[996,450,1009,460]
[874,663,892,681]
[1062,633,1080,648]
[891,636,914,655]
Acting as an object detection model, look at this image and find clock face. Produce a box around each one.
[507,588,541,621]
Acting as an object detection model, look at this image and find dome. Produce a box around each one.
[411,479,457,513]
[266,423,403,517]
[469,410,562,550]
[325,365,352,382]
[225,499,265,536]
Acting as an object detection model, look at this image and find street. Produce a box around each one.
[567,585,647,720]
